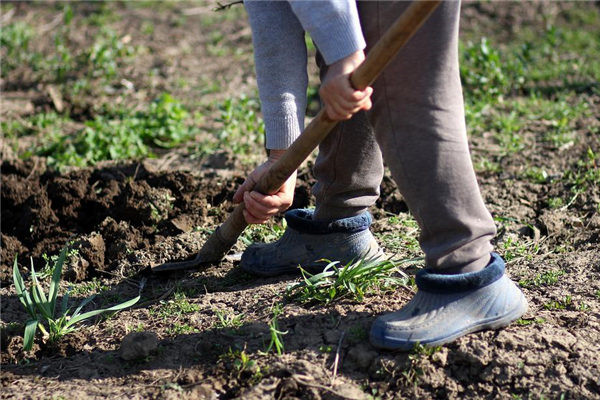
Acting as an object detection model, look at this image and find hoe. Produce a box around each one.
[151,1,442,273]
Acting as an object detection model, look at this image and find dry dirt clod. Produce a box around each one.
[118,331,159,361]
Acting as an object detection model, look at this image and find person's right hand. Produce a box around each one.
[233,149,297,224]
[319,50,373,121]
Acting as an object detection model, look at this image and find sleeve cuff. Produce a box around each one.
[310,12,366,65]
[262,95,305,150]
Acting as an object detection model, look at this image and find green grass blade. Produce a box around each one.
[23,319,39,351]
[61,289,71,315]
[66,294,140,328]
[48,247,67,317]
[71,295,96,318]
[13,258,36,318]
[30,258,51,318]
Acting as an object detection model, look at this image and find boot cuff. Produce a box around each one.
[415,253,505,294]
[284,208,372,234]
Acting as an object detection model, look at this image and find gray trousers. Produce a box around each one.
[312,1,496,272]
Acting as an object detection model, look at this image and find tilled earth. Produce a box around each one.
[2,2,600,400]
[1,143,599,399]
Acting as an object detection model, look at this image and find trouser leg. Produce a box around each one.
[358,0,496,271]
[312,52,384,221]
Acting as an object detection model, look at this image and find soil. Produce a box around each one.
[1,2,599,400]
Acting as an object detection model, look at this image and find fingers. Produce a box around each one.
[233,175,256,203]
[320,82,373,121]
[235,165,296,225]
[242,185,295,224]
[244,191,281,217]
[243,209,269,225]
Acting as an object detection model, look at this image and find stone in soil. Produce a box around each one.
[119,331,159,361]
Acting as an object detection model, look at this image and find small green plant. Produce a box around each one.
[399,342,441,387]
[563,148,599,204]
[544,295,572,311]
[516,317,546,326]
[239,220,286,246]
[524,167,550,184]
[13,247,142,351]
[37,94,195,169]
[215,95,265,155]
[286,257,415,304]
[460,38,513,101]
[319,345,333,353]
[411,342,441,357]
[167,323,198,335]
[155,289,200,319]
[519,270,565,288]
[69,278,109,296]
[0,21,39,73]
[221,347,260,379]
[548,197,564,209]
[375,214,421,255]
[499,234,540,263]
[264,303,287,355]
[213,309,245,329]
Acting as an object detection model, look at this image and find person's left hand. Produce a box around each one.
[319,50,373,121]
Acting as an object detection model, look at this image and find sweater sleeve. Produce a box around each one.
[288,0,365,65]
[245,1,308,150]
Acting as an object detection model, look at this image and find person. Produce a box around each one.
[233,0,528,350]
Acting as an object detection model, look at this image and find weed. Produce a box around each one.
[69,278,109,296]
[213,309,245,330]
[38,247,79,279]
[154,290,200,319]
[161,382,183,393]
[524,167,550,184]
[375,214,421,256]
[167,323,198,335]
[411,342,441,357]
[473,155,502,174]
[519,270,565,288]
[264,303,287,355]
[563,148,599,206]
[494,216,542,263]
[13,247,142,351]
[222,347,261,380]
[516,317,545,326]
[37,94,195,169]
[215,95,265,156]
[398,343,441,387]
[319,345,333,353]
[0,21,38,73]
[544,295,572,311]
[548,197,564,209]
[126,323,146,333]
[286,258,414,305]
[491,110,525,154]
[460,38,515,101]
[239,219,286,246]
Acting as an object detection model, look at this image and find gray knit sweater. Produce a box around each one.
[244,1,365,150]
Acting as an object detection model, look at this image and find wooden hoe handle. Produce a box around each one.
[152,1,442,273]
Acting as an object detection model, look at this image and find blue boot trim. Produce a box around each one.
[415,253,505,294]
[284,208,372,234]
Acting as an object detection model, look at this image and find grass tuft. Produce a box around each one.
[286,257,417,305]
